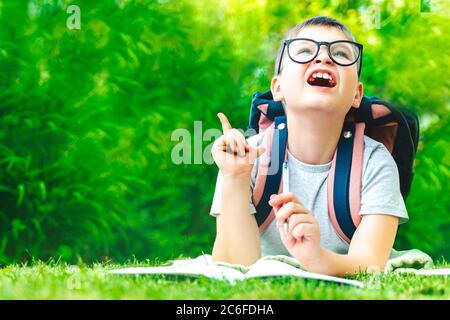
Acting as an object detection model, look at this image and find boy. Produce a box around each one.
[209,16,408,277]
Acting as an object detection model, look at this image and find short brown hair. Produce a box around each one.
[274,16,361,77]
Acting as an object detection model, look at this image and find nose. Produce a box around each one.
[314,45,333,66]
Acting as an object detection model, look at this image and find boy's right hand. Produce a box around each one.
[212,113,265,179]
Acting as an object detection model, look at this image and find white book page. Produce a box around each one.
[170,254,213,266]
[244,260,364,288]
[108,264,246,283]
[259,255,306,270]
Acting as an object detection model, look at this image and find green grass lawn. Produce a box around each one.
[0,260,448,300]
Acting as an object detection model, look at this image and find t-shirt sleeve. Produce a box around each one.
[209,133,262,217]
[359,142,409,224]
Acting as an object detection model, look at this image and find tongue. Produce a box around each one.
[308,77,333,87]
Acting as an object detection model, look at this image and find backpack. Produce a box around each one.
[248,90,419,243]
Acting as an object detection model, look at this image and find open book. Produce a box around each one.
[109,254,364,287]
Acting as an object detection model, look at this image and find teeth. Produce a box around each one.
[311,72,333,80]
[309,71,335,85]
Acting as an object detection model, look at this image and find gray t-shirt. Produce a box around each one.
[210,132,409,257]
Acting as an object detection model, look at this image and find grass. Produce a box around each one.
[0,260,448,300]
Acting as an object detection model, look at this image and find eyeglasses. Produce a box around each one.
[277,38,363,76]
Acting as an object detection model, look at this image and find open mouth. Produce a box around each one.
[307,70,336,88]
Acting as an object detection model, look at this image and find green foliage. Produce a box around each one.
[0,0,448,264]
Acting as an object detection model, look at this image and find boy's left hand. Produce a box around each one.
[269,192,322,267]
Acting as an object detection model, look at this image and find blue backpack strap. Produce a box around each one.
[333,123,357,240]
[255,116,288,227]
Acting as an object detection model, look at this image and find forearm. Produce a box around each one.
[304,247,387,277]
[212,174,261,266]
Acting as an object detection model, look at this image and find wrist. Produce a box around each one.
[300,247,327,273]
[222,171,252,182]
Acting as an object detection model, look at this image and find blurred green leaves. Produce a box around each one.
[0,0,448,264]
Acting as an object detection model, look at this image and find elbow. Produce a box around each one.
[366,262,385,274]
[347,252,389,274]
[211,238,261,266]
[362,255,389,274]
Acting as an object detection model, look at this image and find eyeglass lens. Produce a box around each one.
[288,39,359,66]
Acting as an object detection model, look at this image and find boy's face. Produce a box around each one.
[271,26,363,117]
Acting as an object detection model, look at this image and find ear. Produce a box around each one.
[352,82,364,109]
[270,76,284,102]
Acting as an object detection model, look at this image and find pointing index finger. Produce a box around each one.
[217,113,232,134]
